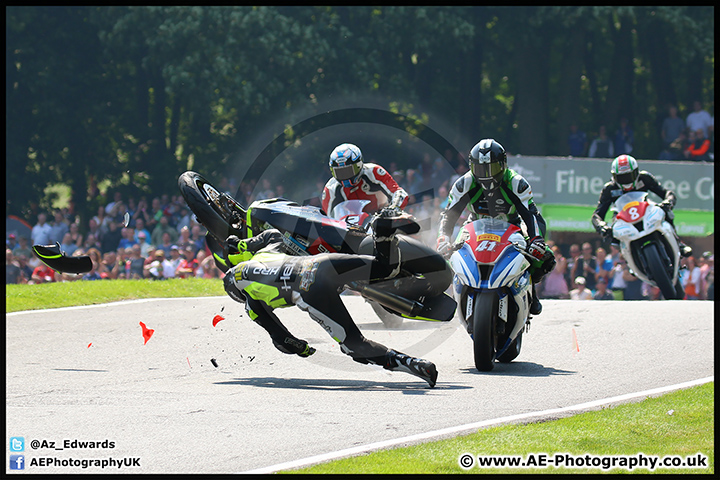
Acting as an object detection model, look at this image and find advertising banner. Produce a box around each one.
[508,156,714,236]
[507,156,714,210]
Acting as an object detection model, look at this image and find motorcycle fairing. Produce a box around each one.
[460,220,523,264]
[32,243,92,274]
[615,200,648,223]
[248,199,364,255]
[450,243,482,289]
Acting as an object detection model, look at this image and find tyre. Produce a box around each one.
[497,331,523,363]
[642,242,677,300]
[178,171,245,242]
[472,291,498,371]
[674,279,685,300]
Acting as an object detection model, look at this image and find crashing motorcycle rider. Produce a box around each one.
[321,143,409,216]
[436,139,555,316]
[219,213,438,387]
[591,154,693,258]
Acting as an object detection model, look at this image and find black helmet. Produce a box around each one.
[469,139,507,190]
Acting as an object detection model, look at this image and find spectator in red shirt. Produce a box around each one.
[684,128,711,161]
[31,263,56,284]
[176,246,199,278]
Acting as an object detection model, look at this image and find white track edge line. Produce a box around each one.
[6,296,227,316]
[239,376,714,474]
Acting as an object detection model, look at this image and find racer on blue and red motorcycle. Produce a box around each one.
[436,139,555,315]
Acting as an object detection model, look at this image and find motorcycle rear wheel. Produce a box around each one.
[178,171,245,242]
[642,242,678,300]
[472,291,498,371]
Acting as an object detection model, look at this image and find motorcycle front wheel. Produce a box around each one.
[472,291,498,372]
[642,242,678,300]
[497,331,523,363]
[178,171,246,242]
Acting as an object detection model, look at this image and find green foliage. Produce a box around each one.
[5,6,714,221]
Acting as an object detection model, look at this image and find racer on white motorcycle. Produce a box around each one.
[591,154,693,258]
[436,139,555,316]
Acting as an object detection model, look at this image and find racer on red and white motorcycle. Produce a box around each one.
[591,154,693,258]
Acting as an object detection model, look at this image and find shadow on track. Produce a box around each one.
[214,376,473,393]
[459,361,575,377]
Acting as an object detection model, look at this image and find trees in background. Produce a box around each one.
[6,6,714,223]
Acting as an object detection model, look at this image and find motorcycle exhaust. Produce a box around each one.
[355,284,424,318]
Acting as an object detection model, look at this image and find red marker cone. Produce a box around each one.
[139,322,155,345]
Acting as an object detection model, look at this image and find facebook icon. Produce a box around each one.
[10,455,25,470]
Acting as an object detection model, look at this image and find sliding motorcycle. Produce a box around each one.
[178,171,456,325]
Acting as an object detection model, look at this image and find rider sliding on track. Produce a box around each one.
[591,154,693,258]
[219,211,439,388]
[321,143,409,216]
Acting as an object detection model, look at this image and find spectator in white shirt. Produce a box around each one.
[686,100,713,139]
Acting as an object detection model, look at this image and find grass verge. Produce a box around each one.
[5,278,224,313]
[286,382,714,474]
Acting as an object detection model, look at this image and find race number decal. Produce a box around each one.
[475,233,501,252]
[617,201,647,223]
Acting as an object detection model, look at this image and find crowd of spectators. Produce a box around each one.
[6,193,223,285]
[536,241,714,301]
[6,104,714,299]
[569,100,713,162]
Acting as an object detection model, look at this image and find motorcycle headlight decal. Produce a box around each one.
[489,249,524,288]
[645,207,664,229]
[450,244,481,289]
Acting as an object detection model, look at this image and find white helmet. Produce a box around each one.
[611,154,639,191]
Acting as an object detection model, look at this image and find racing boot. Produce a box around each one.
[384,349,438,388]
[272,336,316,358]
[372,220,402,279]
[371,212,419,279]
[529,283,542,315]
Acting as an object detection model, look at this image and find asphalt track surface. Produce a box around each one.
[6,296,714,474]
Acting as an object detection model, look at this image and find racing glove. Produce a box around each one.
[598,223,613,239]
[225,235,251,266]
[527,236,547,261]
[436,235,453,259]
[658,200,675,221]
[223,273,246,304]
